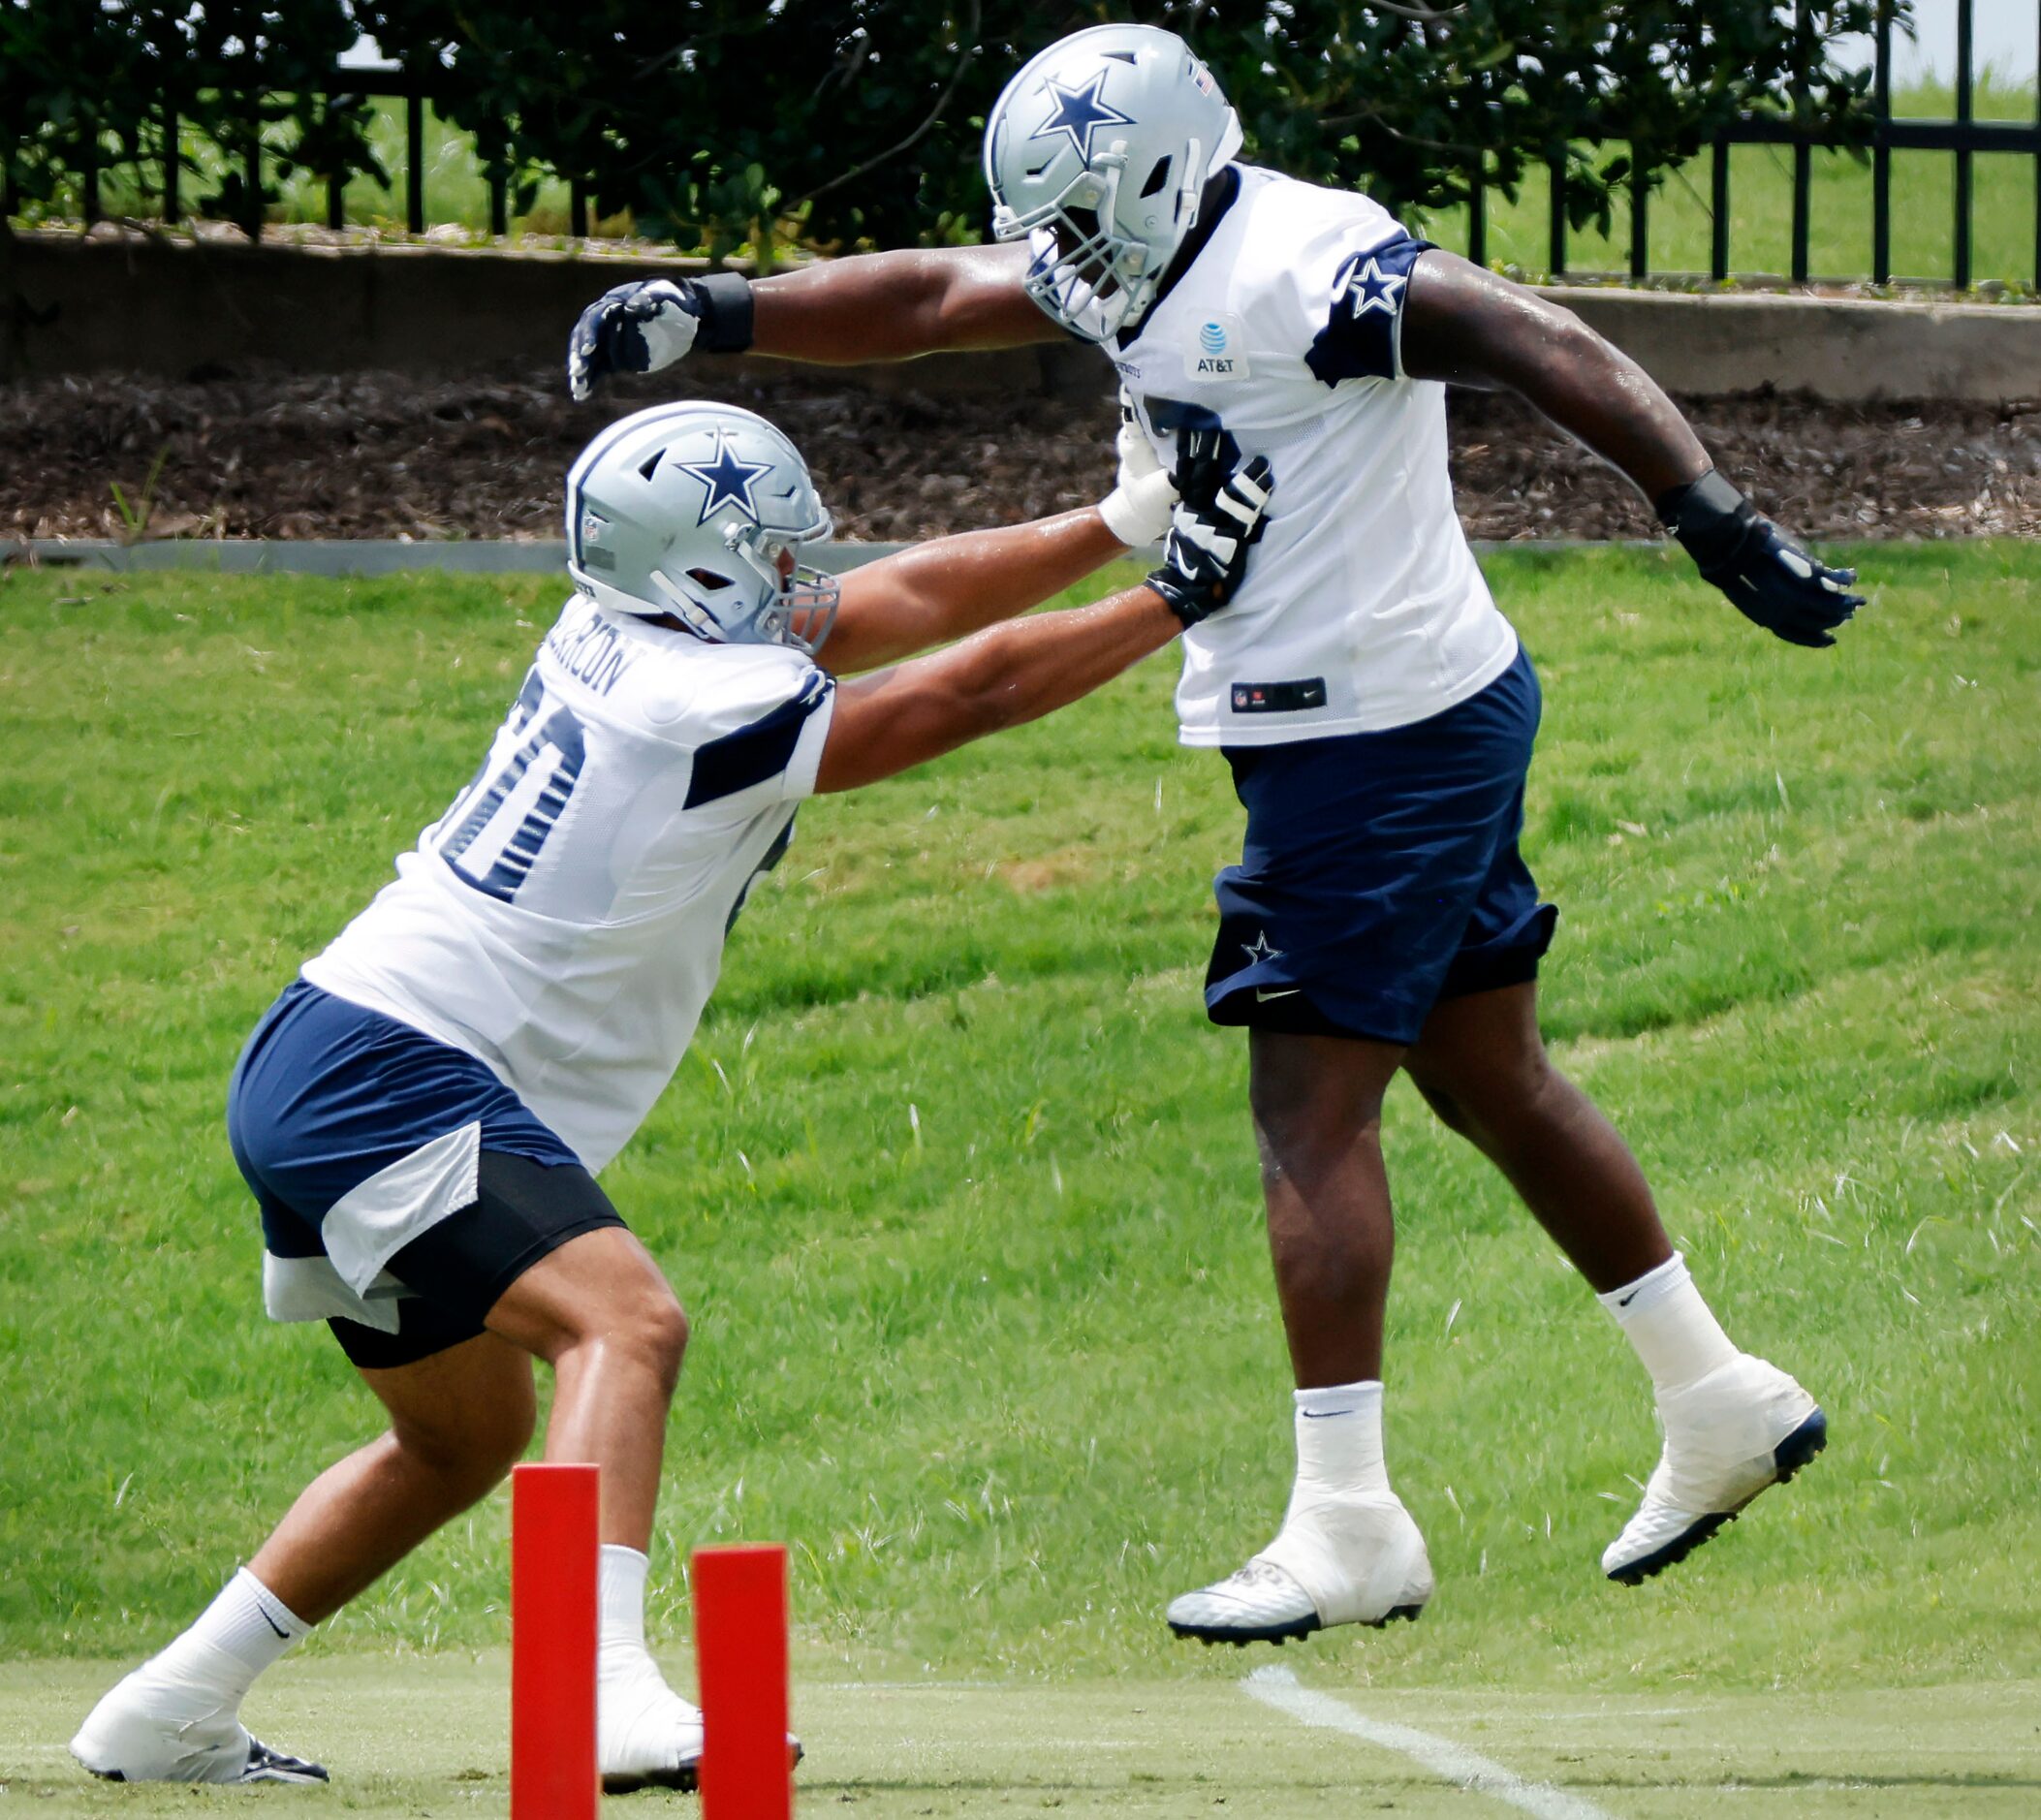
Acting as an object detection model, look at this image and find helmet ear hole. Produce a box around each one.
[1140,155,1172,199]
[686,567,734,590]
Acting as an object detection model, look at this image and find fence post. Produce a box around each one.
[1466,159,1485,267]
[1788,0,1810,283]
[489,170,509,239]
[406,86,425,235]
[1872,2,1893,284]
[1710,137,1730,281]
[1628,166,1648,281]
[81,135,100,226]
[1546,155,1565,277]
[2033,1,2040,292]
[571,179,589,238]
[244,123,262,241]
[1952,0,1973,290]
[163,105,179,226]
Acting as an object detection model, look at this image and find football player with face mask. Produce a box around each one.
[569,25,1846,1645]
[67,402,1272,1790]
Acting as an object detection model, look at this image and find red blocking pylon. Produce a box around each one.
[511,1463,599,1820]
[694,1543,793,1819]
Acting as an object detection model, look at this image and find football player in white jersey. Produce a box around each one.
[569,24,1861,1647]
[68,400,1273,1787]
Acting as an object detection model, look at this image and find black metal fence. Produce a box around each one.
[39,1,2041,293]
[1467,0,2041,290]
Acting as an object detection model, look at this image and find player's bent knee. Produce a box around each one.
[609,1286,690,1391]
[392,1397,535,1498]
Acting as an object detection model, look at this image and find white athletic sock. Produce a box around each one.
[1598,1252,1740,1395]
[598,1544,666,1683]
[147,1568,308,1705]
[1288,1379,1392,1507]
[596,1545,699,1774]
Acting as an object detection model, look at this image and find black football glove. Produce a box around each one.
[1169,424,1246,515]
[1146,453,1275,627]
[566,273,754,401]
[1657,468,1865,649]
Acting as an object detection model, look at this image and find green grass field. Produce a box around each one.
[1,544,2036,1812]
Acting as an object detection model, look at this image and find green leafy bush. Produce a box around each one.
[3,1,1905,259]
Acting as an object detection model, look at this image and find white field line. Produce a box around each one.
[1242,1666,1618,1820]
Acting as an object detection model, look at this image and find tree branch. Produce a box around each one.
[784,0,981,213]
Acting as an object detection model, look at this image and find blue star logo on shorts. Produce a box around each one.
[1337,254,1408,320]
[1242,930,1283,963]
[677,433,774,526]
[1030,72,1136,163]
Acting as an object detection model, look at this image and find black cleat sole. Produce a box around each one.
[604,1767,698,1795]
[1168,1602,1425,1647]
[604,1741,801,1795]
[1608,1407,1829,1586]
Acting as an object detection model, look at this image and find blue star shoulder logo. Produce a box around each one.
[1242,930,1283,964]
[1336,252,1409,320]
[676,433,774,527]
[1029,71,1136,163]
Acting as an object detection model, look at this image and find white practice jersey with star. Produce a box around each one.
[1112,163,1518,744]
[304,594,835,1172]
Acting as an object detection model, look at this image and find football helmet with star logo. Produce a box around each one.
[565,402,839,654]
[984,23,1241,343]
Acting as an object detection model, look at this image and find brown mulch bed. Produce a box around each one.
[2,363,2034,545]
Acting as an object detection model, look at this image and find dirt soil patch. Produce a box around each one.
[2,364,2034,546]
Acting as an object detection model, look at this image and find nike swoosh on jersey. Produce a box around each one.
[1256,988,1302,1001]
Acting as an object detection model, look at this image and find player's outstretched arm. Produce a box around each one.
[1399,252,1864,648]
[822,401,1178,675]
[815,456,1273,793]
[568,248,1053,398]
[824,510,1132,677]
[753,246,1060,363]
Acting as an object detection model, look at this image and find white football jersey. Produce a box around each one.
[1110,163,1518,744]
[304,595,835,1172]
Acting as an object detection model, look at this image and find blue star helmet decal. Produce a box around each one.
[1029,70,1137,163]
[676,432,775,527]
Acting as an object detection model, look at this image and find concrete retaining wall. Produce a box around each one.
[4,229,2035,402]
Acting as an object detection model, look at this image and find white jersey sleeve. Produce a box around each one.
[1110,166,1518,744]
[303,598,835,1171]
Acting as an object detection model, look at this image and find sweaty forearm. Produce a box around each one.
[750,244,1056,363]
[1499,309,1709,503]
[828,508,1134,675]
[1402,254,1708,504]
[939,583,1179,734]
[814,583,1178,793]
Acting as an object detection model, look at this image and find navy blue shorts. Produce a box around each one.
[1205,645,1556,1048]
[229,979,621,1367]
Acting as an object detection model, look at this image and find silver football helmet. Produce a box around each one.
[564,401,838,653]
[984,23,1243,343]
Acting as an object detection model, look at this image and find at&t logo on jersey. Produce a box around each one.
[1187,312,1248,381]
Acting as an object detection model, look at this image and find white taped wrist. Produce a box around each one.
[1097,467,1178,547]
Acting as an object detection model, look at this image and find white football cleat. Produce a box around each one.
[70,1662,327,1785]
[1167,1493,1433,1646]
[598,1650,801,1795]
[1603,1352,1828,1585]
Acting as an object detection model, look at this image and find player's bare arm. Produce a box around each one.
[1401,252,1865,649]
[568,248,1047,399]
[817,455,1273,792]
[752,244,1053,363]
[826,507,1144,677]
